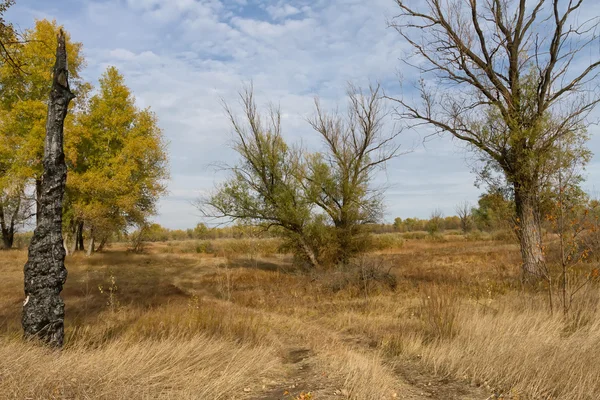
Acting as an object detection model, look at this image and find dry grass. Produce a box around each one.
[1,236,599,399]
[0,336,277,399]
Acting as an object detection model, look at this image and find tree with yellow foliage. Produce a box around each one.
[0,20,86,249]
[0,20,168,251]
[66,66,168,253]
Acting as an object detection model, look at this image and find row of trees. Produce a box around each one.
[0,19,168,252]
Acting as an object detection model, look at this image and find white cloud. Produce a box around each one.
[6,0,600,228]
[265,3,301,20]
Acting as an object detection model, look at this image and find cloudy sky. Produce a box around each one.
[7,0,600,229]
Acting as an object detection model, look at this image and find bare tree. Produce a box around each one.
[307,84,401,264]
[388,0,600,282]
[22,31,74,347]
[455,201,473,234]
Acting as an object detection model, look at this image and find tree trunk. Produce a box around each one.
[0,206,11,249]
[76,221,84,251]
[22,31,74,347]
[2,228,14,249]
[514,187,546,283]
[96,237,108,252]
[298,236,320,269]
[86,233,95,257]
[336,224,353,266]
[0,198,20,250]
[70,223,78,254]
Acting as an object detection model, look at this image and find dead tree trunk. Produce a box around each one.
[22,31,74,347]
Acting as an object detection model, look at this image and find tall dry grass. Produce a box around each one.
[1,236,600,399]
[0,336,277,399]
[415,293,600,399]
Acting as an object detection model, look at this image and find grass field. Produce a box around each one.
[1,235,599,399]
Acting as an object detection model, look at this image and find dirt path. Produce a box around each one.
[244,345,491,400]
[233,312,492,400]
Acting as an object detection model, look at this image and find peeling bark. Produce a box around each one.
[22,31,74,347]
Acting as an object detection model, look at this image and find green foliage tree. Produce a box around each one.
[427,208,444,235]
[472,190,515,232]
[306,84,400,264]
[204,87,320,267]
[194,223,209,239]
[206,85,399,268]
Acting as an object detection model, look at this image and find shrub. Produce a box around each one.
[369,233,404,251]
[401,231,428,240]
[326,258,397,296]
[491,229,515,242]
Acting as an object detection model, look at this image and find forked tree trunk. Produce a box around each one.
[22,31,74,347]
[514,188,545,283]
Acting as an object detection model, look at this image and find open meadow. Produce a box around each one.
[2,234,600,400]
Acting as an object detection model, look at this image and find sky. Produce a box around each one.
[6,0,600,229]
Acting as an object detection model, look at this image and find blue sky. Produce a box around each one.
[7,0,600,229]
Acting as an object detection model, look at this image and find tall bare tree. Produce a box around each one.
[455,201,473,234]
[307,84,401,264]
[389,0,600,281]
[22,31,74,347]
